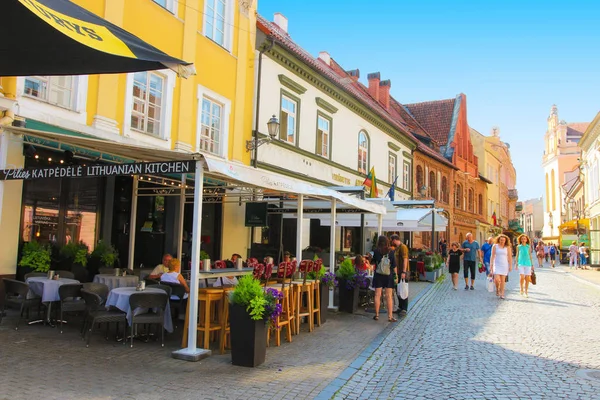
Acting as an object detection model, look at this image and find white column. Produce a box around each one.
[377,213,383,236]
[296,194,304,261]
[177,175,186,259]
[127,176,138,270]
[329,199,336,309]
[172,160,209,361]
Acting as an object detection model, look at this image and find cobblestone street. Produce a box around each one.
[321,263,600,399]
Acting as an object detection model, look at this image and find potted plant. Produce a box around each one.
[91,240,118,268]
[432,253,444,280]
[60,241,90,282]
[18,241,52,279]
[425,263,436,282]
[229,275,281,367]
[335,258,368,313]
[307,264,336,323]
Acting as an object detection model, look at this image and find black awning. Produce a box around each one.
[1,0,195,77]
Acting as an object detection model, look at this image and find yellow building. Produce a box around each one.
[0,0,257,278]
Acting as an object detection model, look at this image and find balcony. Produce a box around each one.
[508,219,523,233]
[515,202,523,212]
[508,189,518,200]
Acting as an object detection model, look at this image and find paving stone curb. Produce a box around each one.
[315,276,447,400]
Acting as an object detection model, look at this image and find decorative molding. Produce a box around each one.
[278,74,307,95]
[315,97,338,114]
[92,115,120,135]
[403,151,413,159]
[387,141,400,151]
[268,47,416,150]
[238,0,253,17]
[174,141,193,152]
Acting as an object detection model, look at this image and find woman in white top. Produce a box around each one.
[160,258,190,298]
[490,234,513,299]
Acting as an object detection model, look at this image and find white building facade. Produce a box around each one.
[580,112,600,266]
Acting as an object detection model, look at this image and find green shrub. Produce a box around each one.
[231,275,267,321]
[91,240,118,267]
[19,241,51,272]
[336,258,356,280]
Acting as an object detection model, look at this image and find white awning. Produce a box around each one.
[315,208,446,231]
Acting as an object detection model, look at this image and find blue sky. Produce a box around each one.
[257,0,600,203]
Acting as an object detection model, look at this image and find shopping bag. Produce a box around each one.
[397,279,409,300]
[531,270,537,285]
[478,263,485,273]
[486,276,495,293]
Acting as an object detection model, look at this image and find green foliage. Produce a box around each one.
[200,250,210,260]
[336,258,356,280]
[19,241,51,272]
[91,240,118,267]
[74,249,88,267]
[231,275,266,321]
[60,241,89,267]
[423,255,433,267]
[307,265,326,280]
[432,253,444,269]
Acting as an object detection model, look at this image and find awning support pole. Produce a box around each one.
[377,213,383,236]
[127,176,138,270]
[431,207,435,251]
[177,175,186,259]
[329,198,336,309]
[296,194,304,263]
[172,160,210,361]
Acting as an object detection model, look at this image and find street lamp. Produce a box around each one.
[246,115,280,151]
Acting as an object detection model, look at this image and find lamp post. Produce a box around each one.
[246,115,280,167]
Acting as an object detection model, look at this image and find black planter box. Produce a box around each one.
[229,303,267,367]
[337,279,359,313]
[316,282,329,324]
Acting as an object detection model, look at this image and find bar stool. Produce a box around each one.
[265,284,294,346]
[181,288,224,349]
[292,260,314,333]
[310,259,323,328]
[219,286,235,354]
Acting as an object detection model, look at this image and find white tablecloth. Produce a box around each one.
[105,287,173,333]
[93,274,139,291]
[26,277,80,302]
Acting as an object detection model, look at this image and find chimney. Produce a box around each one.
[346,69,360,82]
[318,51,331,66]
[273,13,288,33]
[367,72,380,101]
[379,79,391,110]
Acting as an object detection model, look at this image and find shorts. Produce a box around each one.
[550,254,556,260]
[463,260,476,279]
[518,266,532,276]
[372,272,395,289]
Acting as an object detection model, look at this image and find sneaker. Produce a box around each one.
[470,286,474,290]
[453,286,458,290]
[399,310,407,316]
[464,285,469,290]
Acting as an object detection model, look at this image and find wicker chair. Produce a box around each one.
[82,282,109,304]
[24,272,47,281]
[57,283,85,333]
[128,292,168,348]
[158,281,186,322]
[0,278,42,330]
[144,278,160,286]
[80,289,127,347]
[146,284,172,298]
[55,270,75,280]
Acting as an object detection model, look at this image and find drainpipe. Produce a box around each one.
[252,37,275,169]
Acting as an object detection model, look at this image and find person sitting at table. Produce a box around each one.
[354,255,371,273]
[160,258,189,297]
[215,254,242,287]
[148,254,172,280]
[225,253,243,268]
[283,251,291,263]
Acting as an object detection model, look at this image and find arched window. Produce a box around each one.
[429,171,437,200]
[551,169,556,211]
[478,194,483,215]
[468,189,474,212]
[455,183,462,209]
[441,176,448,203]
[358,131,369,175]
[416,165,423,194]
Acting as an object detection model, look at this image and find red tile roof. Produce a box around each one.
[404,99,457,146]
[256,15,417,147]
[567,122,590,134]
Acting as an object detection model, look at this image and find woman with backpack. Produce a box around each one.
[372,235,398,322]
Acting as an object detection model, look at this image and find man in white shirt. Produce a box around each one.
[148,253,172,279]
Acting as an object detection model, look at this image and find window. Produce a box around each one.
[429,171,437,200]
[199,98,223,155]
[441,176,449,203]
[388,153,397,184]
[131,71,164,137]
[416,166,423,194]
[478,194,483,215]
[153,0,177,13]
[455,184,462,209]
[316,114,331,158]
[403,162,410,191]
[358,131,369,174]
[280,94,297,144]
[24,76,74,109]
[468,189,474,212]
[204,0,226,47]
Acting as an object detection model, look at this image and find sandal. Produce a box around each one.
[373,315,379,321]
[388,317,398,322]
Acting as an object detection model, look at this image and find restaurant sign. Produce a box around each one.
[0,160,195,181]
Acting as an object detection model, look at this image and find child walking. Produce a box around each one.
[446,242,463,290]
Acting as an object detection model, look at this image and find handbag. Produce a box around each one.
[531,270,537,285]
[505,275,509,283]
[397,278,409,300]
[376,254,391,276]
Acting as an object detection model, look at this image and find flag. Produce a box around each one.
[369,167,378,198]
[386,175,399,201]
[492,211,497,226]
[362,168,373,188]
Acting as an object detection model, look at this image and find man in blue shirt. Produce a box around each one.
[461,233,481,290]
[480,237,493,277]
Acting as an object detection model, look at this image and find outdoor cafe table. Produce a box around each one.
[105,287,173,333]
[93,274,139,291]
[26,277,80,324]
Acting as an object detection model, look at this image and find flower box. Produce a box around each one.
[229,303,267,367]
[337,279,359,313]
